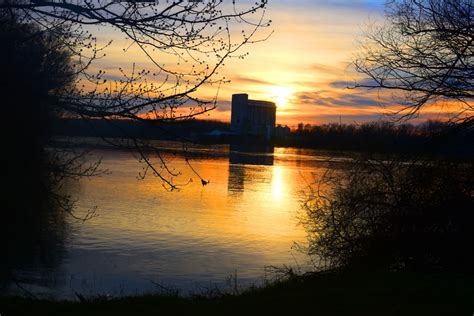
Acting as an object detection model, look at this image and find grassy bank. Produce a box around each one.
[2,270,473,315]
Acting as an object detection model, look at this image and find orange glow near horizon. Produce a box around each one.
[85,1,466,127]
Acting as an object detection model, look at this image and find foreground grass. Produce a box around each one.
[2,270,473,315]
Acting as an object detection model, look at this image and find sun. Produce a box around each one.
[268,86,293,108]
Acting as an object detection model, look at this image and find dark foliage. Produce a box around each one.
[303,157,474,273]
[2,14,70,208]
[1,15,100,224]
[2,270,473,315]
[277,120,473,156]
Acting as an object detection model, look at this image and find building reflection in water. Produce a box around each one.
[227,144,274,195]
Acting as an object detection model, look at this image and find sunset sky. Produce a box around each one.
[92,0,455,127]
[215,0,386,126]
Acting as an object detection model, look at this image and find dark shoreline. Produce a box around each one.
[52,118,474,159]
[2,269,473,315]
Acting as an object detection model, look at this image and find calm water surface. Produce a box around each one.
[4,142,345,299]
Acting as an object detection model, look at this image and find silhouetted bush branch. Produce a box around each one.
[303,157,474,272]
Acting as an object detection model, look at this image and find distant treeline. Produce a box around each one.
[52,118,473,156]
[277,121,473,156]
[52,118,230,140]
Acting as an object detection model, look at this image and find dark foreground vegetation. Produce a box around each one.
[303,158,474,273]
[2,270,473,316]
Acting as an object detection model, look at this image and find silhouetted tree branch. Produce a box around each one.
[1,0,271,190]
[355,0,473,125]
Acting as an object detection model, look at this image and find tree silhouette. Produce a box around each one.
[355,0,473,127]
[303,0,474,273]
[303,157,474,272]
[1,13,101,221]
[1,1,270,189]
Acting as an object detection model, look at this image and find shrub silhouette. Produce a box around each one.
[303,158,474,272]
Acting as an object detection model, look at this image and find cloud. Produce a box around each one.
[312,113,385,124]
[295,90,384,108]
[215,100,232,112]
[102,73,127,82]
[312,63,338,75]
[311,112,453,125]
[320,0,383,10]
[230,76,273,86]
[271,0,384,12]
[329,78,379,89]
[329,80,357,89]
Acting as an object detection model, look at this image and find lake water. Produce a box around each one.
[2,141,347,299]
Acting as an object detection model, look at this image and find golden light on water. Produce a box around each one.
[271,166,285,200]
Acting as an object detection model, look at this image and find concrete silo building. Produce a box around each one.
[230,93,276,139]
